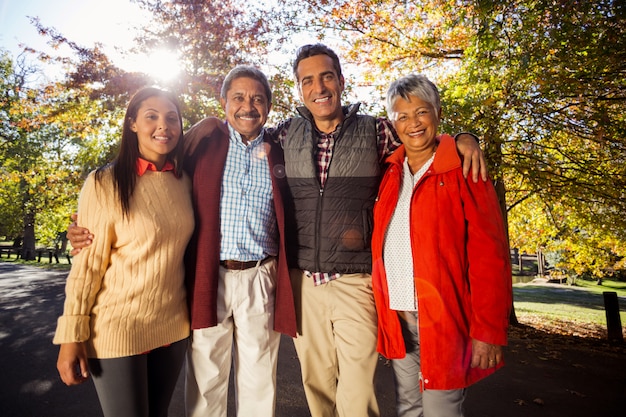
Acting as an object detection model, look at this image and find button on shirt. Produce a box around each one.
[383,154,435,311]
[220,124,278,261]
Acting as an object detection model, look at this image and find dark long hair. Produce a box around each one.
[95,87,185,217]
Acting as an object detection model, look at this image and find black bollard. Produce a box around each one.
[603,291,623,344]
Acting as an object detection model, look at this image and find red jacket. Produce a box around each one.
[372,134,511,390]
[184,123,297,337]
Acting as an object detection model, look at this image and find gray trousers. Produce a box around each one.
[88,337,188,417]
[392,311,465,417]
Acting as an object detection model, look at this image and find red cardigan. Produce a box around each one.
[372,134,511,390]
[184,123,297,336]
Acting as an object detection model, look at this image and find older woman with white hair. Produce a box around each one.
[371,73,512,417]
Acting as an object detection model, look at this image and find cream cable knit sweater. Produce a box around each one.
[53,167,194,358]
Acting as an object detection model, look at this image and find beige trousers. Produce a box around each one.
[185,259,280,417]
[291,269,380,417]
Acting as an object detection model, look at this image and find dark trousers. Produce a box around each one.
[89,337,188,417]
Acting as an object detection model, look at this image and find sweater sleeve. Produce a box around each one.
[460,175,512,346]
[53,172,115,344]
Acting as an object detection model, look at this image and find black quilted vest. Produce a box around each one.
[283,104,379,274]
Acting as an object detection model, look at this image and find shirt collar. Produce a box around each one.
[227,123,264,146]
[136,158,175,176]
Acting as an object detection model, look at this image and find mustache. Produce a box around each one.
[236,111,261,118]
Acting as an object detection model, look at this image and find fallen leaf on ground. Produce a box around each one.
[517,313,621,339]
[566,389,587,398]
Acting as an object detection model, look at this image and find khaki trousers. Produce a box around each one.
[185,258,280,417]
[291,269,380,417]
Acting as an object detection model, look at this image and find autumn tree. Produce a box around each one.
[17,0,624,277]
[0,52,56,258]
[447,0,626,279]
[3,0,304,255]
[30,18,152,112]
[273,0,626,279]
[0,50,122,258]
[1,53,70,258]
[131,0,299,123]
[31,0,298,127]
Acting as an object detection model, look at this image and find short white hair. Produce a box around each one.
[386,74,441,121]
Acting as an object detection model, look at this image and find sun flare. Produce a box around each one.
[137,48,181,83]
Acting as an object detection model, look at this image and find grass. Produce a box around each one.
[0,240,73,271]
[0,254,72,271]
[2,259,72,271]
[513,278,626,339]
[568,278,626,295]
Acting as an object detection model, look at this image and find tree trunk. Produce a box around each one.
[509,301,519,325]
[485,132,518,326]
[537,249,544,276]
[494,178,518,325]
[21,211,36,261]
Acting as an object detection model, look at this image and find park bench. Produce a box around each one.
[1,234,71,264]
[35,232,72,265]
[0,246,22,259]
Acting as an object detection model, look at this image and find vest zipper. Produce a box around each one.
[315,187,324,272]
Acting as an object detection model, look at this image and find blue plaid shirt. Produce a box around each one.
[219,124,278,261]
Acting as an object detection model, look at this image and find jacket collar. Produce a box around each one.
[385,134,461,174]
[295,103,361,125]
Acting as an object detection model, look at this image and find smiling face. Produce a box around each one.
[296,54,345,130]
[130,96,181,169]
[390,94,441,157]
[220,76,271,143]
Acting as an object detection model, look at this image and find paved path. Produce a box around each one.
[1,263,624,416]
[0,263,395,417]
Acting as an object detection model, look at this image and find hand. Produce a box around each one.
[183,117,227,156]
[68,213,93,256]
[57,342,90,386]
[470,339,503,370]
[456,133,488,183]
